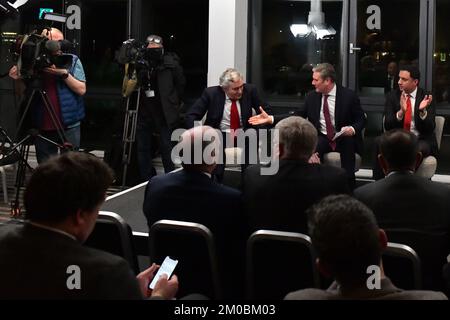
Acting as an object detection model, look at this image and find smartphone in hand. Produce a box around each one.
[148,256,178,290]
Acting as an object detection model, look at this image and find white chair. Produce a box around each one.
[415,116,445,178]
[323,127,365,172]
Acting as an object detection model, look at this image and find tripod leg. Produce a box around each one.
[11,143,30,217]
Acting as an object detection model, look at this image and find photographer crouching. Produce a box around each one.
[135,35,185,181]
[9,27,86,164]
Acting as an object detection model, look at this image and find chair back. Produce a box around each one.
[385,228,449,290]
[149,219,222,299]
[84,211,139,274]
[383,242,422,290]
[246,230,320,299]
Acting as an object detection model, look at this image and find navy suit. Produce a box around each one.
[384,87,437,155]
[186,84,266,130]
[275,86,365,184]
[143,169,248,298]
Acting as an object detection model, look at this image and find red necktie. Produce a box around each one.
[404,94,412,131]
[323,95,336,150]
[230,99,240,139]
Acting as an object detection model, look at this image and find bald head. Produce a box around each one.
[180,126,220,173]
[41,28,64,41]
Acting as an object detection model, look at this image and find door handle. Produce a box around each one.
[349,43,361,54]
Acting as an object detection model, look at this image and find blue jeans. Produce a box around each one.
[136,119,174,181]
[35,125,80,164]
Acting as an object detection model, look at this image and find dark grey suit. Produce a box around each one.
[354,172,450,290]
[0,222,142,299]
[243,160,350,234]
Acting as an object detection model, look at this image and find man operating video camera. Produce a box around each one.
[9,27,86,164]
[133,34,185,180]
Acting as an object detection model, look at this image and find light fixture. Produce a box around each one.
[290,0,336,40]
[42,11,68,23]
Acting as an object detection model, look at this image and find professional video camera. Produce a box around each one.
[13,31,74,79]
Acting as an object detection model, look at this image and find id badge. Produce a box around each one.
[145,89,155,98]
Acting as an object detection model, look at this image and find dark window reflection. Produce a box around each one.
[356,0,419,96]
[434,0,450,106]
[80,0,127,88]
[258,0,343,99]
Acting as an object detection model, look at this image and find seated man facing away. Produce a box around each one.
[285,195,447,300]
[243,116,350,234]
[143,125,248,298]
[0,152,178,299]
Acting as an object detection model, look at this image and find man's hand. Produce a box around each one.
[419,94,432,111]
[136,263,179,299]
[340,126,355,137]
[9,65,20,80]
[152,274,179,300]
[248,106,272,125]
[136,263,159,298]
[399,92,408,114]
[308,152,321,164]
[43,66,69,78]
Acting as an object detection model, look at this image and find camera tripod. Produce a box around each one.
[121,87,141,189]
[6,83,71,216]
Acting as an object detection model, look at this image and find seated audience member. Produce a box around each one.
[373,65,436,180]
[355,129,450,290]
[0,152,178,299]
[143,125,248,298]
[243,116,350,234]
[285,195,448,300]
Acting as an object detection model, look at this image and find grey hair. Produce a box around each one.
[313,63,336,82]
[219,68,243,88]
[275,116,317,160]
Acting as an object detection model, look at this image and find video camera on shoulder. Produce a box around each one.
[13,31,74,79]
[118,38,164,67]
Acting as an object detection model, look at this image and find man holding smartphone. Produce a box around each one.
[0,152,178,299]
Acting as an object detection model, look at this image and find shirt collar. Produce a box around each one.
[409,87,418,100]
[28,221,77,241]
[326,84,337,97]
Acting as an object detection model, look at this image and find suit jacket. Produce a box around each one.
[185,84,266,130]
[354,172,450,234]
[243,160,350,233]
[143,169,248,298]
[0,222,142,299]
[275,85,366,155]
[384,87,437,155]
[354,172,450,290]
[284,278,447,300]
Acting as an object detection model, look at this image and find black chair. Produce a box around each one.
[384,228,450,291]
[246,230,320,299]
[149,219,222,299]
[383,241,422,290]
[84,211,139,274]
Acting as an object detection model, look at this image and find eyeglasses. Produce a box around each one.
[147,36,162,44]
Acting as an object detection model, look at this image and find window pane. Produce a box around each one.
[257,0,344,99]
[434,0,450,106]
[356,0,420,97]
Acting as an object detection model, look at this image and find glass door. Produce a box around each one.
[348,0,425,102]
[250,0,347,104]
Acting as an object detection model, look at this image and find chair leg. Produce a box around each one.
[0,167,8,204]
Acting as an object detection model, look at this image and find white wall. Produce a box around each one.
[208,0,248,86]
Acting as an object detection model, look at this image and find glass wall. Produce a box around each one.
[251,0,344,101]
[434,0,450,107]
[355,0,420,97]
